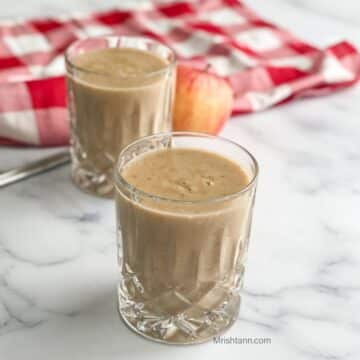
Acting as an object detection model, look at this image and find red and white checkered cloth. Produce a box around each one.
[0,0,359,146]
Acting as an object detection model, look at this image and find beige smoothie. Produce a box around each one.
[67,47,175,196]
[116,147,256,342]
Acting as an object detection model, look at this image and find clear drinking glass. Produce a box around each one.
[114,132,259,344]
[65,36,176,197]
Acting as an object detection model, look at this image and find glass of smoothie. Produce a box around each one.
[115,132,259,344]
[65,36,176,197]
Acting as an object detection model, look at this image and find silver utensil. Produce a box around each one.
[0,150,71,188]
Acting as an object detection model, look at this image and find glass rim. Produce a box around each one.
[115,132,259,205]
[65,35,176,79]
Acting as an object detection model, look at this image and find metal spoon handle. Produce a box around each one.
[0,150,71,188]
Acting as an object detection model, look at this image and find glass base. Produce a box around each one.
[117,286,240,345]
[71,157,114,198]
[71,165,114,198]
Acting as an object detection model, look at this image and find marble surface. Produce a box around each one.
[1,0,360,359]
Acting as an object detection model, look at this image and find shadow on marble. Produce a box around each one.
[1,286,180,359]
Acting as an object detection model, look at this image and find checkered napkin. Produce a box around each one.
[0,0,359,146]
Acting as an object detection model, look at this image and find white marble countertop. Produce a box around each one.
[1,0,360,359]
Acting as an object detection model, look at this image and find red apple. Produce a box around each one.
[173,65,234,135]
